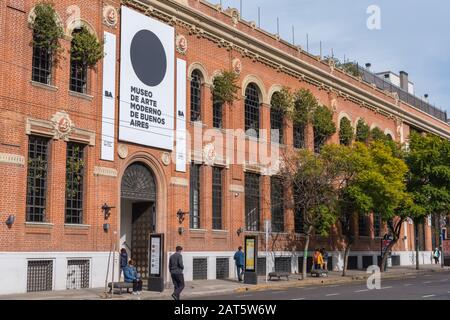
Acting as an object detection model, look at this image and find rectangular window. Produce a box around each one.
[373,213,382,237]
[70,61,88,94]
[293,123,305,149]
[26,136,50,222]
[213,99,223,129]
[212,167,223,230]
[293,185,305,234]
[359,214,369,237]
[245,172,260,231]
[27,260,53,292]
[66,260,90,289]
[271,177,284,232]
[65,142,86,224]
[190,163,201,229]
[32,42,52,85]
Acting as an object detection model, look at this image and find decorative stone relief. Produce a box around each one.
[118,144,129,159]
[230,9,240,27]
[176,34,188,55]
[232,58,242,75]
[51,111,75,141]
[203,143,216,166]
[0,153,25,166]
[93,166,118,177]
[161,152,171,166]
[103,5,118,28]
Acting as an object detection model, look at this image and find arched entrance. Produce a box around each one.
[120,162,157,280]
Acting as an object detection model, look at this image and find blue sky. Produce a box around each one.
[210,0,450,115]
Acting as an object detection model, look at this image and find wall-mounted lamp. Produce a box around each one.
[102,203,115,220]
[237,227,244,236]
[103,223,110,232]
[403,236,407,241]
[178,227,185,235]
[234,193,240,198]
[5,214,15,227]
[177,210,189,224]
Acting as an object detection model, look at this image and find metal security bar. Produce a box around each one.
[65,143,85,224]
[27,260,53,292]
[257,257,266,276]
[32,40,52,85]
[293,123,305,149]
[275,257,291,273]
[212,167,223,230]
[271,177,284,232]
[193,258,208,280]
[245,83,260,137]
[26,136,50,222]
[216,258,229,279]
[190,163,201,229]
[245,172,260,231]
[359,214,369,237]
[69,60,87,94]
[373,213,382,237]
[270,92,284,144]
[190,70,202,121]
[66,260,90,289]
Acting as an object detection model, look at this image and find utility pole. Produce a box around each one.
[306,34,309,52]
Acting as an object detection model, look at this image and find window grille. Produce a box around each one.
[212,167,223,230]
[293,186,305,234]
[27,260,53,292]
[66,260,90,289]
[65,142,85,224]
[32,35,52,85]
[270,92,284,144]
[359,214,369,237]
[257,257,266,276]
[298,256,313,273]
[193,258,208,280]
[271,177,284,232]
[69,29,87,94]
[245,172,260,231]
[245,83,260,138]
[213,97,223,129]
[362,256,373,269]
[293,123,305,149]
[216,258,229,279]
[190,163,201,229]
[26,136,50,222]
[275,257,291,273]
[373,213,382,237]
[190,70,202,122]
[347,256,358,270]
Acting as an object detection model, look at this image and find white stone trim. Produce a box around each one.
[93,166,118,177]
[171,177,189,187]
[229,184,244,193]
[0,153,25,166]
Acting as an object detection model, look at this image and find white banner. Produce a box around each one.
[176,59,187,172]
[101,32,116,161]
[119,6,175,151]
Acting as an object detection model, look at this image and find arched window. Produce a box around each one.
[190,70,202,122]
[245,83,260,138]
[386,134,393,141]
[32,30,53,85]
[212,78,223,128]
[270,92,284,144]
[69,28,88,93]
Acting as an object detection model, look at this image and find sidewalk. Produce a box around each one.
[1,265,448,300]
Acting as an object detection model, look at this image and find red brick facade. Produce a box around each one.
[0,0,448,293]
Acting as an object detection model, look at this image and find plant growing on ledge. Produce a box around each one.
[290,88,318,126]
[312,105,336,153]
[70,26,104,70]
[355,118,370,143]
[325,56,361,78]
[211,70,240,105]
[339,117,354,146]
[271,86,295,113]
[30,2,64,63]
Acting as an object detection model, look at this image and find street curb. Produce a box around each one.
[232,268,450,294]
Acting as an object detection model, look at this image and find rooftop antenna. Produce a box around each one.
[331,48,334,58]
[258,7,261,28]
[320,41,322,59]
[240,0,242,17]
[306,33,309,52]
[292,26,295,45]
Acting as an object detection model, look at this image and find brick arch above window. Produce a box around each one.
[267,84,283,103]
[337,112,353,129]
[241,75,268,104]
[66,19,98,40]
[384,129,396,140]
[187,62,210,85]
[27,5,64,30]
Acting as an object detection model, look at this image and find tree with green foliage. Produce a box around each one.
[281,146,342,279]
[339,117,354,146]
[70,26,103,70]
[211,70,241,105]
[355,119,370,143]
[324,56,361,77]
[406,132,450,269]
[312,105,336,152]
[290,88,318,126]
[370,127,387,142]
[30,2,64,64]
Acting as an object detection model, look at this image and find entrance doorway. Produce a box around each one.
[120,162,157,280]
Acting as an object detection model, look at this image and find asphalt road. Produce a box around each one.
[190,271,450,300]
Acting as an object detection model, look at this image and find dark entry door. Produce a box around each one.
[131,202,154,280]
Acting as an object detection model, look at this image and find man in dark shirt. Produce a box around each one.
[233,246,245,281]
[169,246,185,300]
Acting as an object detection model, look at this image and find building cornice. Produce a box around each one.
[125,0,449,139]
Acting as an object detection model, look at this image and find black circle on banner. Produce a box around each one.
[130,29,167,87]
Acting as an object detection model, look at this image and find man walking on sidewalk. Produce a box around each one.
[234,246,245,282]
[169,246,185,300]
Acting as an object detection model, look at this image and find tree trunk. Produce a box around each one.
[342,242,352,277]
[302,226,313,279]
[380,239,397,272]
[415,223,420,270]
